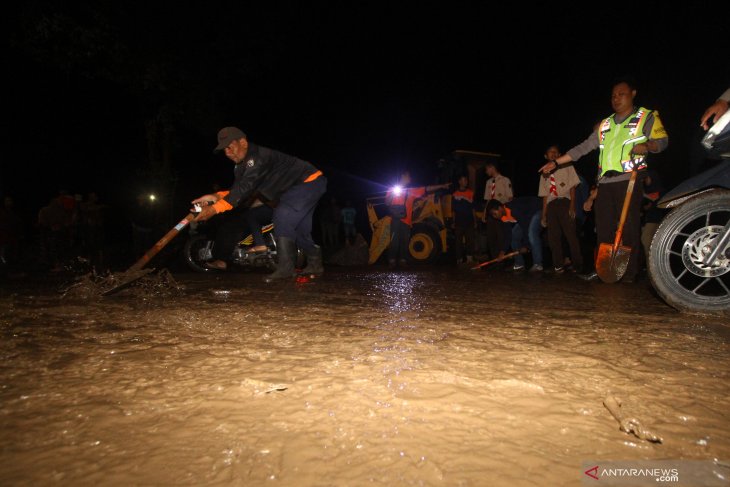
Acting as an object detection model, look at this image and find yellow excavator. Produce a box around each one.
[366,150,501,264]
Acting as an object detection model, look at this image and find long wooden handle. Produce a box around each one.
[471,250,521,270]
[613,170,638,251]
[128,213,196,272]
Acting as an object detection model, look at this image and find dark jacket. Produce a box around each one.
[224,143,320,207]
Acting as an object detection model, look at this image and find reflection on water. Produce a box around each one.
[369,272,423,313]
[0,268,728,486]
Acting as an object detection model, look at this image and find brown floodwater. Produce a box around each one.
[1,266,728,486]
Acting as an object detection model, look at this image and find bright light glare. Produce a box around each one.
[392,185,403,196]
[149,194,156,201]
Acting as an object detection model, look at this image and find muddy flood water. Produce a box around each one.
[1,265,729,486]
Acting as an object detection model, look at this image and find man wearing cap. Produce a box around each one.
[192,127,327,282]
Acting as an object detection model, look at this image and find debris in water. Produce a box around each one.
[241,378,288,396]
[133,269,184,297]
[60,270,114,299]
[60,268,183,299]
[603,394,663,444]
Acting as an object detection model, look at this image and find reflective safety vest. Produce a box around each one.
[597,107,660,176]
[500,206,516,223]
[385,187,426,226]
[452,189,474,203]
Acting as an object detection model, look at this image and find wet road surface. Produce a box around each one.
[1,266,728,486]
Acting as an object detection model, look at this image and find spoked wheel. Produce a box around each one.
[182,235,215,273]
[648,190,730,314]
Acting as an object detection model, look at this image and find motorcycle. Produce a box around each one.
[183,221,281,273]
[648,109,730,314]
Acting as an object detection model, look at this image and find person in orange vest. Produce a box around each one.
[385,171,450,268]
[451,175,476,265]
[485,197,543,271]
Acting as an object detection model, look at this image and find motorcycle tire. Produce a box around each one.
[648,190,730,314]
[182,234,215,273]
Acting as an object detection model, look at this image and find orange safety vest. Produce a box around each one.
[452,188,474,203]
[500,206,516,223]
[303,170,323,183]
[386,186,426,226]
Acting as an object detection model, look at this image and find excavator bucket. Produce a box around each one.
[368,215,392,264]
[367,201,380,232]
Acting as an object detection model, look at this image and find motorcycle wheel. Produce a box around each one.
[648,190,730,314]
[183,234,215,273]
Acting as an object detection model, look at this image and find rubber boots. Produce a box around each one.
[300,245,324,277]
[264,237,297,283]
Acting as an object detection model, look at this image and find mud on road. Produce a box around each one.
[1,267,728,485]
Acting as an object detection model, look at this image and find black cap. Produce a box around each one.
[213,127,247,153]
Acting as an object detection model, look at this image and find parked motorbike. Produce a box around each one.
[183,222,280,273]
[648,110,730,313]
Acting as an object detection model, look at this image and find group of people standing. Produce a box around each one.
[318,197,358,250]
[448,150,588,276]
[192,80,727,285]
[387,76,722,284]
[481,144,590,276]
[463,76,670,283]
[454,81,727,283]
[37,190,107,272]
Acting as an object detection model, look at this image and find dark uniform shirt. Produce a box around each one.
[224,143,320,208]
[452,188,475,227]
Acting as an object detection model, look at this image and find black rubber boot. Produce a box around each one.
[300,245,324,276]
[264,237,297,283]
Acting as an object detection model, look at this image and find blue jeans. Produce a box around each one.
[511,212,543,267]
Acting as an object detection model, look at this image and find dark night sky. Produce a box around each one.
[4,2,729,224]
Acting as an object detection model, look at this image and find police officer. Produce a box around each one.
[192,127,326,282]
[539,76,668,283]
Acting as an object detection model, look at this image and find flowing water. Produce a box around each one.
[1,267,728,486]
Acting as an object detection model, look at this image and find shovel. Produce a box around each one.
[595,169,638,283]
[101,202,210,296]
[471,249,524,270]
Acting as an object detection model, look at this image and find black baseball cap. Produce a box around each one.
[213,127,247,153]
